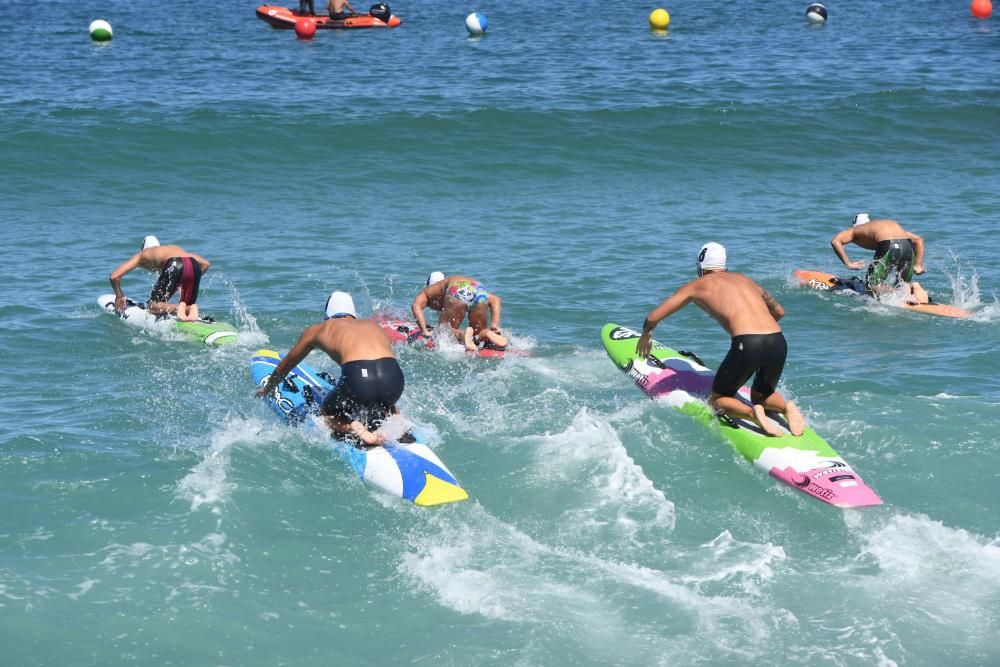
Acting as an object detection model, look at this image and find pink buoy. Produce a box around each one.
[295,18,316,39]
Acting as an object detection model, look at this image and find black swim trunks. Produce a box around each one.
[711,332,787,400]
[321,357,405,430]
[149,257,202,305]
[865,238,915,290]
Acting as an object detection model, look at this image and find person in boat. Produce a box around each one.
[255,292,405,446]
[830,213,929,304]
[299,0,315,15]
[327,0,356,19]
[635,242,806,438]
[109,236,211,322]
[411,272,505,352]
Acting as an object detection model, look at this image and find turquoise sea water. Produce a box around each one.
[2,0,999,664]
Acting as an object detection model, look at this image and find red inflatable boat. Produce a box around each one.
[256,4,402,29]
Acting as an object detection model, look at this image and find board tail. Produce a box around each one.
[768,463,883,508]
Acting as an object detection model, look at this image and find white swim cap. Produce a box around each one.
[324,291,357,319]
[852,212,871,227]
[426,271,445,287]
[141,235,160,250]
[697,242,727,276]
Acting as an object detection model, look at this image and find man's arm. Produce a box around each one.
[411,291,432,336]
[189,253,211,273]
[830,229,865,270]
[109,253,142,312]
[906,231,926,274]
[636,285,693,357]
[255,326,318,397]
[488,293,502,331]
[761,288,784,321]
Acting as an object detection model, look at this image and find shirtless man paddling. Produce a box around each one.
[109,236,211,322]
[635,242,806,437]
[256,292,406,446]
[831,213,928,303]
[412,272,505,351]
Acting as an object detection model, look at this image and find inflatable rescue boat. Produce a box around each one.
[256,3,402,29]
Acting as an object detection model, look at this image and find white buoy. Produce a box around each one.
[465,12,487,35]
[89,19,113,41]
[805,3,827,25]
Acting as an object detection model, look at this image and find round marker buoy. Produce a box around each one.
[649,8,670,30]
[295,17,316,39]
[971,0,992,18]
[465,12,487,35]
[805,3,827,25]
[89,19,113,42]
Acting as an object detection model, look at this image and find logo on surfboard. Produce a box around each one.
[609,326,639,340]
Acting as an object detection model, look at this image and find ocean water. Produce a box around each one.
[2,0,999,664]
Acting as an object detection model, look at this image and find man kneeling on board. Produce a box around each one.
[635,243,806,437]
[255,292,405,446]
[109,235,211,321]
[412,272,506,351]
[831,213,930,305]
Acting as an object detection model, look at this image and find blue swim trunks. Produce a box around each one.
[446,280,489,309]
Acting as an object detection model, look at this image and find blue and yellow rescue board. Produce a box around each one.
[250,349,468,507]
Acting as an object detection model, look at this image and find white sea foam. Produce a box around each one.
[401,506,789,663]
[940,249,982,310]
[175,416,275,512]
[99,532,239,579]
[67,578,100,600]
[530,408,675,539]
[854,513,1000,648]
[676,530,787,597]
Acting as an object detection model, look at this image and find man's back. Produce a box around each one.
[313,319,394,364]
[848,219,909,248]
[137,245,194,270]
[689,272,782,337]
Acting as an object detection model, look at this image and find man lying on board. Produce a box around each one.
[635,243,806,437]
[412,272,507,352]
[255,292,406,446]
[109,235,211,322]
[831,213,930,304]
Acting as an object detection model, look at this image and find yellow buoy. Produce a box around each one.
[649,8,670,30]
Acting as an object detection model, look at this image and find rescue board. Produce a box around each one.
[250,349,468,507]
[98,294,237,347]
[601,323,882,509]
[793,270,971,319]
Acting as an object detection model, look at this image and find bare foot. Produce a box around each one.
[908,282,929,305]
[784,401,806,436]
[751,404,785,437]
[485,329,508,350]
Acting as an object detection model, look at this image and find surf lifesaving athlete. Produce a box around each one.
[255,292,405,446]
[412,272,505,352]
[831,213,929,304]
[109,236,211,322]
[635,242,806,438]
[326,0,356,19]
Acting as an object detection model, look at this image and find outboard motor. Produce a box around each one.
[369,2,391,22]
